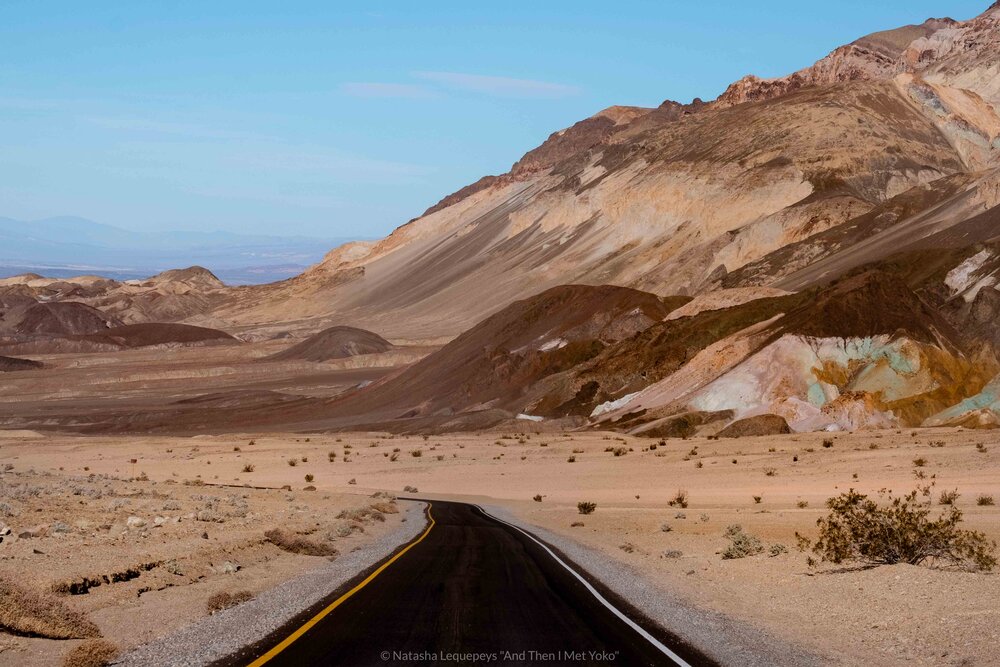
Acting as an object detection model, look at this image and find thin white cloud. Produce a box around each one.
[340,82,437,99]
[413,71,581,98]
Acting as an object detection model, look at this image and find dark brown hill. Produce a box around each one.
[267,326,392,362]
[9,302,121,337]
[321,285,687,421]
[78,323,237,349]
[0,355,42,372]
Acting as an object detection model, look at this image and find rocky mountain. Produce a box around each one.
[7,3,1000,435]
[198,3,1000,344]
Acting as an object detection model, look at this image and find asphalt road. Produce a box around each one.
[226,501,714,667]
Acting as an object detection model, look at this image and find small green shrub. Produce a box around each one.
[721,524,764,559]
[798,488,996,571]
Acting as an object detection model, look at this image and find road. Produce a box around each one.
[224,500,714,667]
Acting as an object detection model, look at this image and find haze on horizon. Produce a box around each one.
[0,0,987,240]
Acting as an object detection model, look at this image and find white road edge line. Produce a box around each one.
[474,505,693,667]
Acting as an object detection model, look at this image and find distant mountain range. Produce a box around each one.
[0,216,353,285]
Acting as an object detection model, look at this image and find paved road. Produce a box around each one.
[225,501,714,667]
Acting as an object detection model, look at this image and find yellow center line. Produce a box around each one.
[246,503,436,666]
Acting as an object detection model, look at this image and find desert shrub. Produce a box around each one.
[0,575,100,639]
[977,495,995,506]
[241,464,254,473]
[797,500,809,509]
[287,458,298,467]
[264,529,337,557]
[662,549,683,559]
[62,639,119,667]
[618,543,635,553]
[304,474,314,483]
[207,590,254,614]
[570,521,584,527]
[822,439,833,449]
[533,494,543,502]
[567,456,576,463]
[667,490,689,509]
[411,450,422,458]
[403,485,418,493]
[938,489,960,506]
[371,501,398,514]
[800,489,996,571]
[769,543,788,557]
[912,457,927,467]
[328,452,336,462]
[721,524,764,559]
[660,522,672,532]
[577,502,596,515]
[753,496,762,504]
[611,447,628,457]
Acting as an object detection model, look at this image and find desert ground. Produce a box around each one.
[1,426,997,666]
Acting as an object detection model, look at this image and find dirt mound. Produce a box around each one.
[7,302,121,337]
[267,326,393,362]
[79,323,236,349]
[631,410,735,439]
[717,414,792,438]
[0,355,42,372]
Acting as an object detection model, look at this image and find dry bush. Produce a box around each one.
[206,590,254,614]
[668,490,689,509]
[977,495,995,506]
[800,489,996,571]
[721,524,764,559]
[938,489,960,506]
[241,464,254,473]
[0,575,100,639]
[62,639,119,667]
[370,501,398,514]
[264,529,338,557]
[337,507,386,523]
[577,502,596,515]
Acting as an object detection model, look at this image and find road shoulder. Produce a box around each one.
[481,504,831,667]
[117,501,428,667]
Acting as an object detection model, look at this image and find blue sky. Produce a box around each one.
[0,1,988,239]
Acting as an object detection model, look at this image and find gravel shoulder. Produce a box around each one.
[482,504,829,667]
[117,501,427,667]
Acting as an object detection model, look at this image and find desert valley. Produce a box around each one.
[3,3,1000,666]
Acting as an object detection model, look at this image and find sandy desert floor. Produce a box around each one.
[1,426,998,666]
[0,430,406,666]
